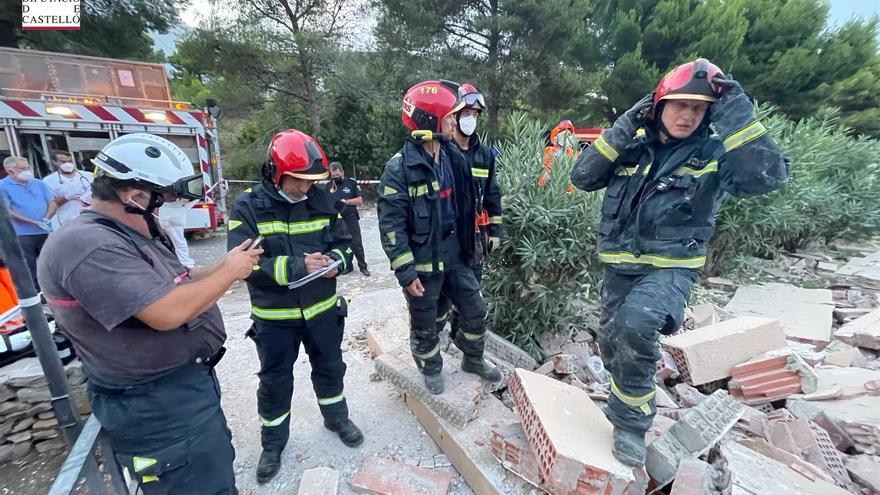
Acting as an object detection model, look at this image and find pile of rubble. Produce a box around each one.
[345,245,880,494]
[0,358,90,463]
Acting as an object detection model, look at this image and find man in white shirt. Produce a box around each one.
[42,151,93,228]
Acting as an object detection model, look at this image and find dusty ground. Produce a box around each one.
[0,208,476,494]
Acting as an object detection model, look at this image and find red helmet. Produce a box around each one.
[550,119,575,143]
[265,129,328,184]
[653,58,723,107]
[401,80,464,132]
[456,83,486,112]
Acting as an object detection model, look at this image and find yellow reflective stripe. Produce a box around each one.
[133,457,157,473]
[414,344,440,360]
[436,311,451,322]
[416,262,443,272]
[260,411,290,427]
[472,167,489,178]
[635,128,646,138]
[252,306,303,320]
[317,394,345,406]
[432,181,439,190]
[592,135,619,162]
[256,219,330,235]
[610,378,655,414]
[391,252,414,269]
[408,184,429,197]
[244,187,253,193]
[142,476,159,484]
[331,248,347,271]
[273,256,289,285]
[616,164,651,176]
[252,265,261,271]
[675,161,718,178]
[303,294,338,320]
[598,251,706,269]
[227,220,242,231]
[383,185,398,196]
[385,232,396,247]
[488,216,502,225]
[723,121,766,152]
[461,331,486,341]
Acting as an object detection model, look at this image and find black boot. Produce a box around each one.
[461,358,502,383]
[324,418,364,447]
[612,427,646,467]
[360,266,371,276]
[424,372,444,394]
[256,448,282,484]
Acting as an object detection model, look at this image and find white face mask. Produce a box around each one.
[59,162,76,173]
[278,190,307,204]
[14,170,34,182]
[459,115,478,136]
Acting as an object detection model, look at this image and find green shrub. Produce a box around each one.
[482,113,605,355]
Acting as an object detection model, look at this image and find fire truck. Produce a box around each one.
[0,47,226,230]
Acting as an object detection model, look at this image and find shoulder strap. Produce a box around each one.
[88,217,155,266]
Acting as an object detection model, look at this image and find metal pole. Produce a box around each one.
[0,202,105,492]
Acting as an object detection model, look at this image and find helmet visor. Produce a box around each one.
[172,174,205,201]
[461,92,486,110]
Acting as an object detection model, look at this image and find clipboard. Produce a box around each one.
[286,259,342,289]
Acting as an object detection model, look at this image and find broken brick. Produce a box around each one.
[552,354,580,375]
[763,415,853,490]
[729,351,817,404]
[721,441,850,495]
[835,307,880,350]
[844,455,880,493]
[507,369,636,495]
[725,283,834,343]
[374,346,484,428]
[484,331,538,370]
[489,423,543,488]
[668,458,713,495]
[655,351,680,382]
[661,317,786,385]
[645,390,743,488]
[350,456,452,495]
[822,341,862,367]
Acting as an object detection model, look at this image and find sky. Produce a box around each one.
[151,0,880,56]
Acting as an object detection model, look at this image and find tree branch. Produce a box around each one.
[443,25,491,50]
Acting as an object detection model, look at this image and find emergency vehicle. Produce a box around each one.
[0,47,226,230]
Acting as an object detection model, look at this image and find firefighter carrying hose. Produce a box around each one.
[435,82,503,342]
[571,59,788,467]
[227,129,362,484]
[378,80,502,395]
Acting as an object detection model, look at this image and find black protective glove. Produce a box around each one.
[334,199,346,213]
[604,94,653,147]
[709,73,756,139]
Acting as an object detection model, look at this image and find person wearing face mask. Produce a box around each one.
[538,120,578,192]
[42,150,93,228]
[571,59,788,469]
[227,129,361,484]
[157,198,195,269]
[323,162,369,276]
[36,133,262,494]
[435,83,503,348]
[378,80,502,396]
[0,156,57,292]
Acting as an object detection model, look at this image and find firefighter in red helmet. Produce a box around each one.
[227,129,362,484]
[378,80,502,395]
[572,59,788,468]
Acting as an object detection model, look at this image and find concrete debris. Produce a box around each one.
[489,422,543,488]
[366,318,410,358]
[761,412,853,489]
[786,398,854,452]
[552,354,580,375]
[686,303,720,329]
[844,455,880,493]
[668,458,722,495]
[656,351,681,382]
[705,277,738,292]
[835,249,880,290]
[297,467,339,495]
[672,383,706,408]
[725,283,835,343]
[818,261,840,273]
[833,307,872,324]
[645,390,743,488]
[485,331,539,371]
[374,345,484,428]
[661,316,786,385]
[721,441,850,495]
[507,369,637,495]
[655,386,679,409]
[350,456,452,495]
[583,356,611,385]
[822,341,863,368]
[728,350,817,404]
[736,438,838,485]
[835,307,880,350]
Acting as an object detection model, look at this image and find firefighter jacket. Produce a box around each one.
[460,134,503,242]
[227,180,353,324]
[378,139,477,288]
[571,102,788,271]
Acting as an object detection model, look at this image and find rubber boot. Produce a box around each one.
[324,418,364,447]
[256,448,282,484]
[612,427,647,467]
[424,373,444,395]
[461,358,502,383]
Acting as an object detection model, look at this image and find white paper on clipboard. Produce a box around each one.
[287,259,342,289]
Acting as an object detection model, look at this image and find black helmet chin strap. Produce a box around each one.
[122,190,174,251]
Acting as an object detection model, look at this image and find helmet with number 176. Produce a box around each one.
[401,80,465,132]
[265,129,329,185]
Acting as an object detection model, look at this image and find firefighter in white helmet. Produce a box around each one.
[38,133,261,494]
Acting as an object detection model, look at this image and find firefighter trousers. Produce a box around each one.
[342,215,368,270]
[250,311,348,453]
[405,235,488,375]
[436,263,482,336]
[599,267,697,436]
[88,362,237,495]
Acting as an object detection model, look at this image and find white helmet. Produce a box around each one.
[93,133,203,199]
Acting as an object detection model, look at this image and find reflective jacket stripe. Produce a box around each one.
[416,261,443,272]
[598,251,706,269]
[251,294,339,321]
[723,121,767,152]
[391,252,414,269]
[472,167,489,178]
[256,218,330,235]
[610,378,655,415]
[260,411,290,427]
[674,161,718,177]
[273,256,289,285]
[413,344,440,360]
[317,394,345,406]
[592,135,619,162]
[488,216,502,225]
